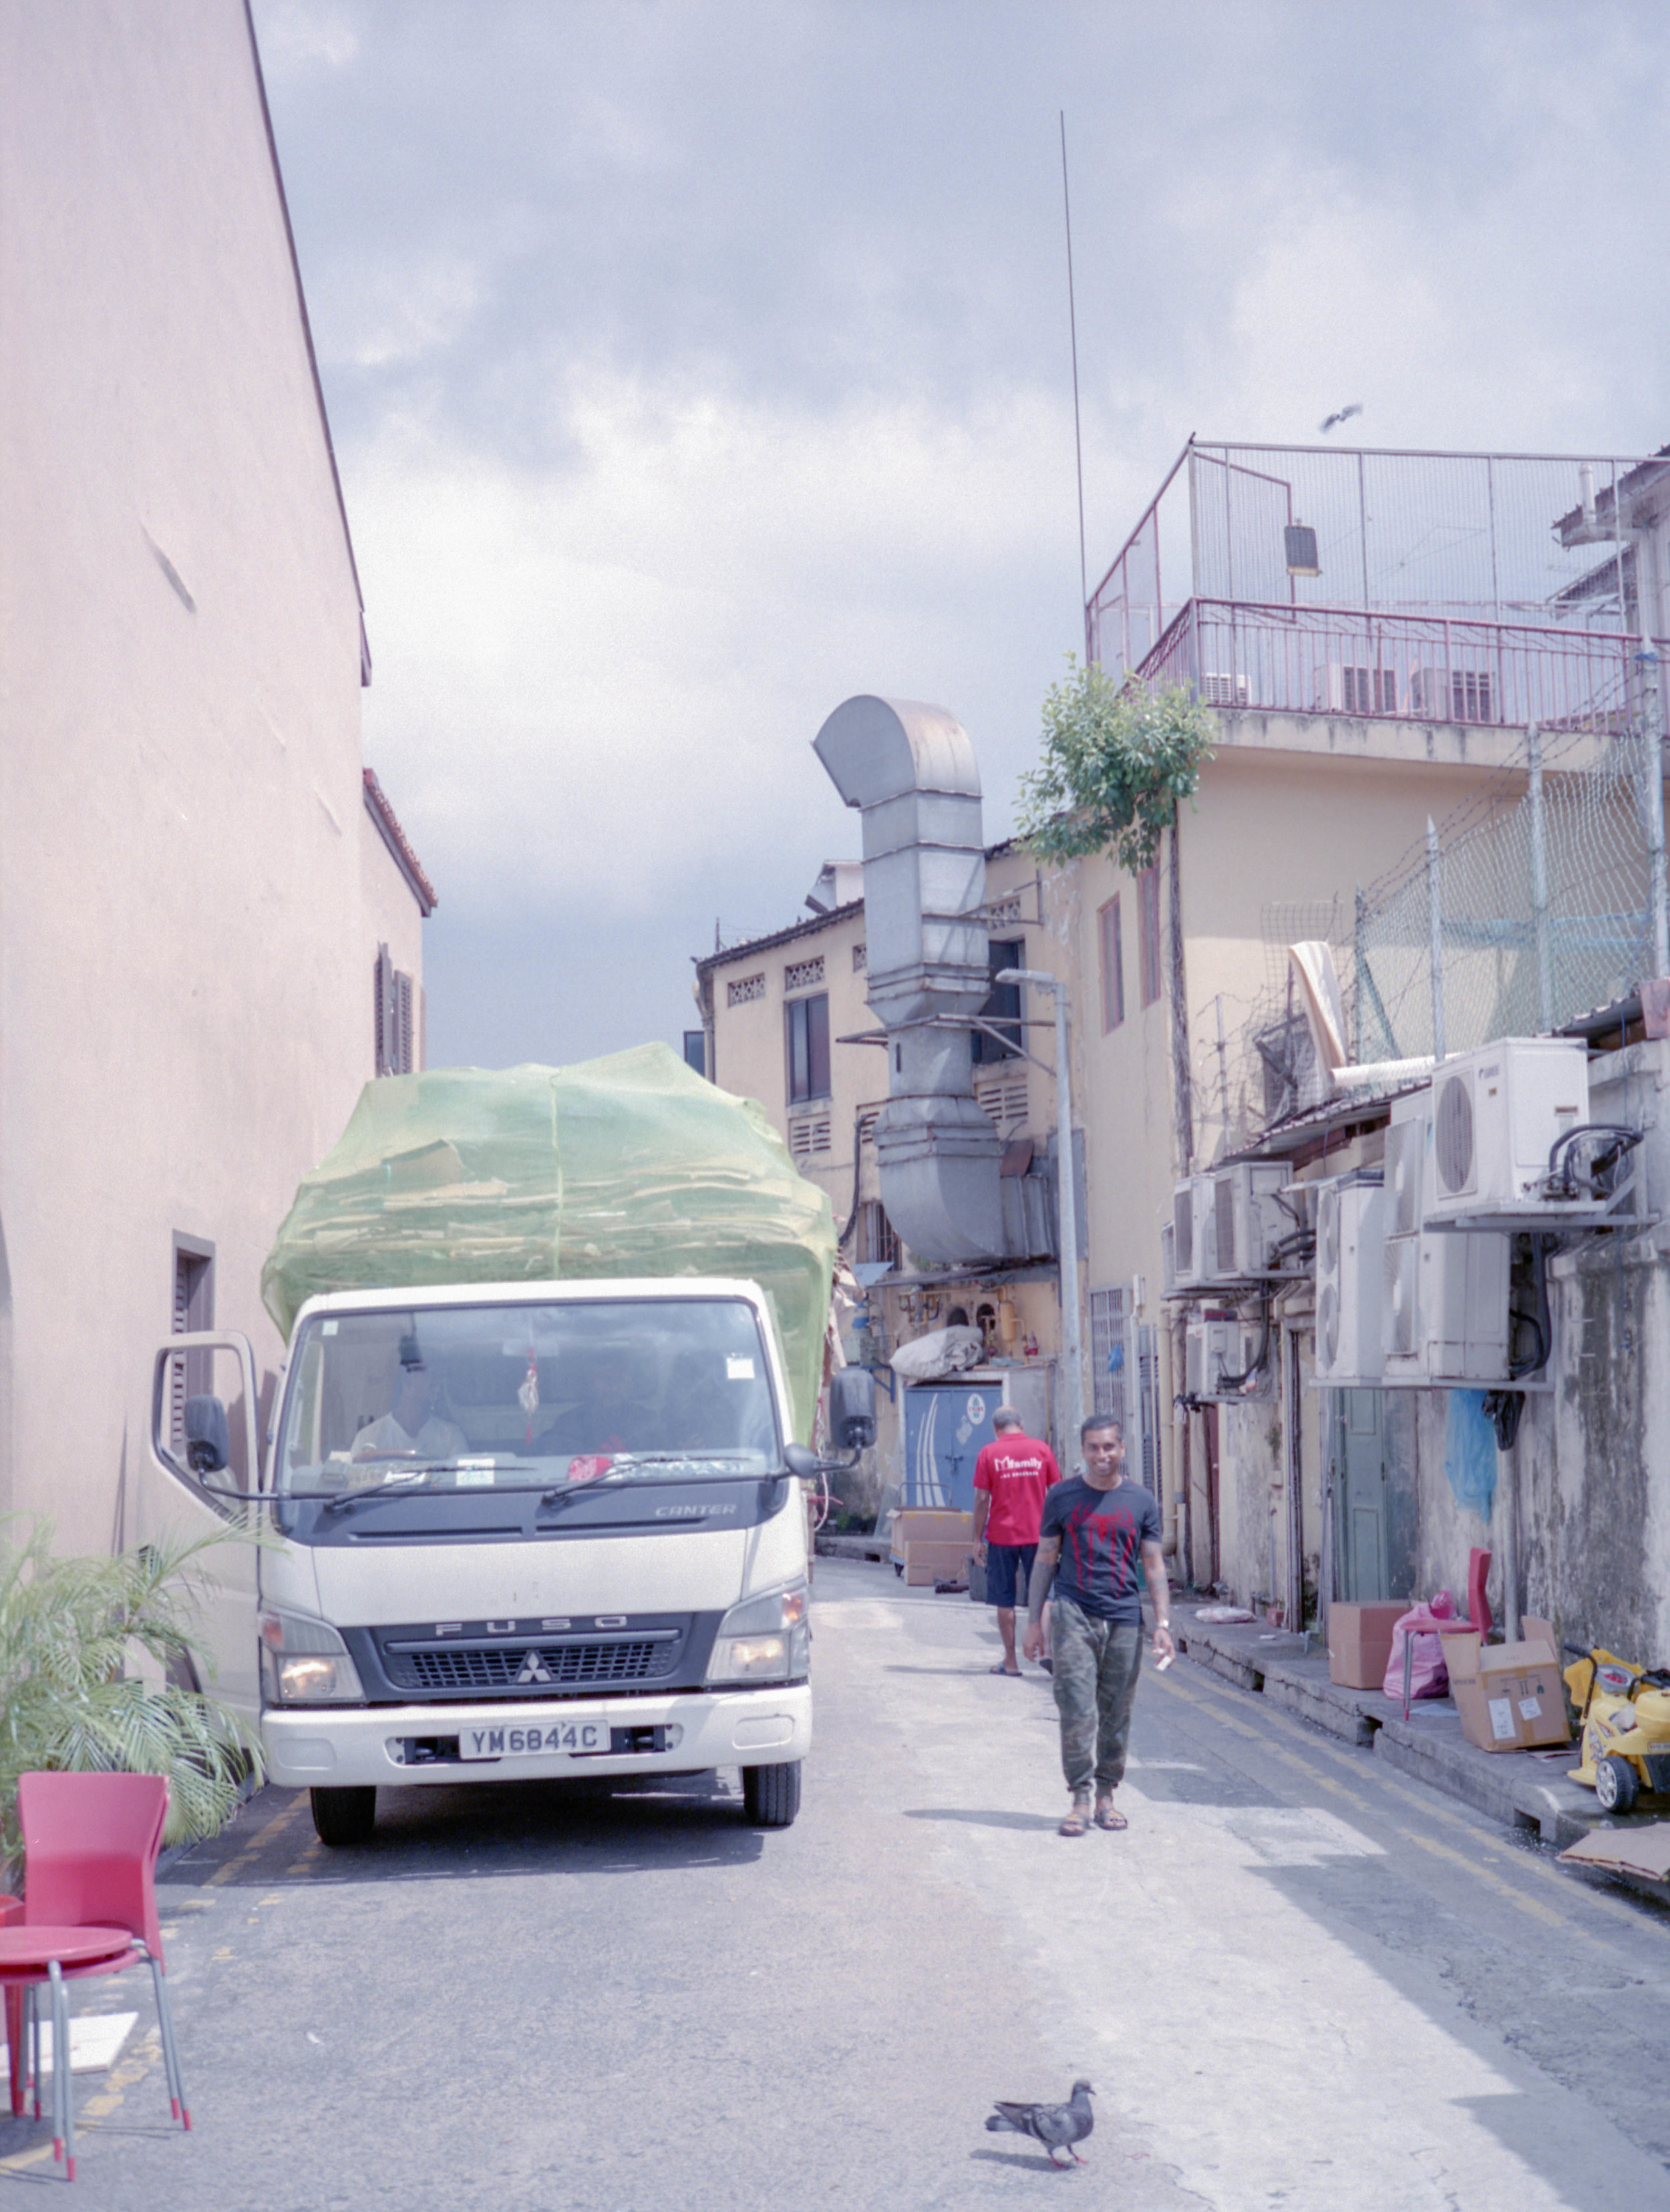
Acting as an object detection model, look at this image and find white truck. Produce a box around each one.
[141,1049,869,1847]
[151,1279,873,1845]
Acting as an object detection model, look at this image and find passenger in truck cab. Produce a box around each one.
[351,1337,468,1462]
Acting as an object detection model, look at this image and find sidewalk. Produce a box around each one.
[1172,1601,1648,1859]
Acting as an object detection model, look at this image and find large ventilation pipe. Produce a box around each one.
[814,695,1007,1262]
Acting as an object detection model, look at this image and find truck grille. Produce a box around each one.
[384,1634,680,1695]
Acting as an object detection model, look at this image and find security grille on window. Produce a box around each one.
[852,943,866,972]
[786,992,830,1102]
[170,1237,214,1455]
[1099,896,1125,1032]
[784,956,825,993]
[1088,1287,1128,1424]
[855,1200,900,1269]
[727,972,766,1007]
[374,942,418,1075]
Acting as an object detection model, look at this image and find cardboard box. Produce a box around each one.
[1444,1618,1569,1752]
[891,1511,972,1548]
[1327,1601,1409,1690]
[900,1541,973,1588]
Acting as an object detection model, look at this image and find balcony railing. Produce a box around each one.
[1136,597,1659,736]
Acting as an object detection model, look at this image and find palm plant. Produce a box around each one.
[0,1519,265,1881]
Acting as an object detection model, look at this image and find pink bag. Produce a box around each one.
[1382,1589,1458,1700]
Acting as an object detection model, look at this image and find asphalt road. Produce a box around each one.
[5,1558,1670,2210]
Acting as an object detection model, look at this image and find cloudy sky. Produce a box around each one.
[251,0,1670,1070]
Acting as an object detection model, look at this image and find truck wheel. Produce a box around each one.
[311,1786,377,1846]
[741,1761,802,1828]
[1596,1754,1639,1814]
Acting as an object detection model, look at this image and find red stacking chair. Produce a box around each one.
[0,1773,190,2178]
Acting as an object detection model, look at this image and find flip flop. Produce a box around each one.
[1059,1802,1091,1837]
[1094,1800,1128,1831]
[989,1663,1023,1676]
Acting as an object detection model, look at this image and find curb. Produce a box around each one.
[1172,1607,1670,1897]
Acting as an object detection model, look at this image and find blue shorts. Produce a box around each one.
[985,1541,1037,1610]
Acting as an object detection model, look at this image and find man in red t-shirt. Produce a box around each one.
[973,1408,1062,1676]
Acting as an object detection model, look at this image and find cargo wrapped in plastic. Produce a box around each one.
[260,1044,836,1440]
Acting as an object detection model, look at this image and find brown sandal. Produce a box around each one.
[1059,1801,1091,1837]
[1094,1799,1128,1831]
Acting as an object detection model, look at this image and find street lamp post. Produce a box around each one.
[996,968,1084,1460]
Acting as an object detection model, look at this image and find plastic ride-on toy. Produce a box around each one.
[1564,1647,1670,1813]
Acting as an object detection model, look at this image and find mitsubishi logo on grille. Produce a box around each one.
[516,1650,552,1685]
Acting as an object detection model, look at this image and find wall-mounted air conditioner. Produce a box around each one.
[1409,667,1494,724]
[1384,1094,1430,1239]
[1185,1315,1273,1402]
[1381,1222,1510,1385]
[1170,1176,1216,1289]
[1313,665,1397,717]
[1208,1162,1303,1281]
[1313,1178,1386,1386]
[1199,673,1250,709]
[1426,1038,1589,1223]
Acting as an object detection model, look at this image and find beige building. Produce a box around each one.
[0,2,432,1552]
[698,439,1670,1637]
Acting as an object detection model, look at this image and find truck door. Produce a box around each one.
[138,1331,263,1718]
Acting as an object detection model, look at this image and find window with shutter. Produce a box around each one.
[170,1237,214,1454]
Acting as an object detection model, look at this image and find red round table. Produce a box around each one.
[0,1923,132,2175]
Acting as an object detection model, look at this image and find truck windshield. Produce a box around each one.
[275,1297,781,1497]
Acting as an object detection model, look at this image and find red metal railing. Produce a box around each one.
[1131,598,1661,734]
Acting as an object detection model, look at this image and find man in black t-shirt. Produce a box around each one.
[1023,1414,1174,1837]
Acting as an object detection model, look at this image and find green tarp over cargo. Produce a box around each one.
[259,1044,837,1442]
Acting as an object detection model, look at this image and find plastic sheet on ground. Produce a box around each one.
[260,1044,836,1440]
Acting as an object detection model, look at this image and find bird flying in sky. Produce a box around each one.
[1319,404,1363,434]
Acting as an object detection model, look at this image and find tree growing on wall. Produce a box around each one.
[1017,659,1214,873]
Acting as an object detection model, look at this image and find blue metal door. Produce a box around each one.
[902,1382,999,1511]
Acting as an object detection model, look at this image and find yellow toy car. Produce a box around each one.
[1564,1647,1670,1813]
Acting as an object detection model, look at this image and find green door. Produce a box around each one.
[1329,1389,1416,1602]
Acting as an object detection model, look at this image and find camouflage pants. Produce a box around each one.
[1050,1599,1143,1797]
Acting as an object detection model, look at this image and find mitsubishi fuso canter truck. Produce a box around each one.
[143,1050,871,1848]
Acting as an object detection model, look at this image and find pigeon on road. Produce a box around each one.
[985,2079,1096,2165]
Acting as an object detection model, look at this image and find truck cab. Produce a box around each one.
[150,1277,873,1846]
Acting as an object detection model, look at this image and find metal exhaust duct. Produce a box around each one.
[814,695,1007,1262]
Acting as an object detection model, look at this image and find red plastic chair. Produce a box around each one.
[3,1774,190,2177]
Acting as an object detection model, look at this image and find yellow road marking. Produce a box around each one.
[1165,1654,1650,1945]
[1398,1829,1568,1927]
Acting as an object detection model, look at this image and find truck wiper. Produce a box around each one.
[538,1453,756,1507]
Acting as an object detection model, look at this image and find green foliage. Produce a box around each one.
[1017,660,1216,876]
[0,1519,265,1880]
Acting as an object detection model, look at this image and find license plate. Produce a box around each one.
[458,1720,607,1760]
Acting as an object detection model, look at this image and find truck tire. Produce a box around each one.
[1596,1754,1639,1814]
[311,1786,377,1846]
[741,1760,802,1828]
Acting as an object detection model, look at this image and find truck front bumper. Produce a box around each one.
[263,1682,812,1790]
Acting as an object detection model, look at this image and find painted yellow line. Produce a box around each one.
[1398,1829,1568,1927]
[1167,1656,1647,1945]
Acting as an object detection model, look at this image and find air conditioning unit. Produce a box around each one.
[1409,666,1494,724]
[1381,1223,1510,1385]
[1186,1315,1273,1402]
[1170,1176,1216,1289]
[1199,672,1249,708]
[1208,1162,1302,1281]
[1313,1178,1386,1385]
[1384,1095,1430,1238]
[1313,665,1397,716]
[1426,1038,1590,1222]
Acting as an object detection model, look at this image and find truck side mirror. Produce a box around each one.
[830,1366,876,1452]
[185,1394,231,1475]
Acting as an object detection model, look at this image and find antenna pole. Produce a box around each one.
[1059,112,1089,659]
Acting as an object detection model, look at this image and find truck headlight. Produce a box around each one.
[260,1609,365,1705]
[706,1581,810,1684]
